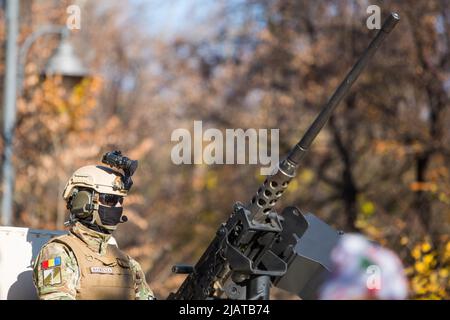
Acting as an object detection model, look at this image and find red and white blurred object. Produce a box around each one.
[319,233,409,300]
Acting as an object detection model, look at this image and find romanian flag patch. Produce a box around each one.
[41,257,61,269]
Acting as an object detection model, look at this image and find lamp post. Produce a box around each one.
[1,0,19,226]
[1,0,88,226]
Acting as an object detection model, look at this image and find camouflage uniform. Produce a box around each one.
[33,222,155,300]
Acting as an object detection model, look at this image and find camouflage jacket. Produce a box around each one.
[32,222,155,300]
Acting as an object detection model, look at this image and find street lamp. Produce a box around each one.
[1,0,88,226]
[17,25,88,95]
[43,33,89,88]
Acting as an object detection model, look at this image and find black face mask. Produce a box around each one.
[98,205,123,226]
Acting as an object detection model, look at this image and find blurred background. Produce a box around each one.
[0,0,449,299]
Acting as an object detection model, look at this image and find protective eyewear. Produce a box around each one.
[99,193,124,207]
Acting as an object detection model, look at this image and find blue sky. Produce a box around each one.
[128,0,218,39]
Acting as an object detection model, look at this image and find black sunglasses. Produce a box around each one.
[99,193,124,206]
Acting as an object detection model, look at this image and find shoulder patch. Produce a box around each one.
[43,267,62,286]
[42,256,62,269]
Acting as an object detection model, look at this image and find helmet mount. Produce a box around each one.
[101,150,138,191]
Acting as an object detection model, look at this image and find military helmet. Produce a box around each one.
[62,165,129,233]
[62,165,128,200]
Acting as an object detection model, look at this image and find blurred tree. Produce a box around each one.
[0,0,448,299]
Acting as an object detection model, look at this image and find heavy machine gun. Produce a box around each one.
[169,13,400,300]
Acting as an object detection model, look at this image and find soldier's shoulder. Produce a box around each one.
[38,234,76,260]
[125,255,155,299]
[33,234,80,300]
[126,255,143,269]
[49,232,74,243]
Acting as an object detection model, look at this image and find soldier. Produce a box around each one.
[32,152,155,300]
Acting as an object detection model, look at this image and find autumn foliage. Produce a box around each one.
[0,0,449,299]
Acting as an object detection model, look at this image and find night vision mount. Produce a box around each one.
[101,150,138,191]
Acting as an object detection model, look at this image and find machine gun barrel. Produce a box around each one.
[169,13,400,300]
[248,13,400,223]
[288,12,399,163]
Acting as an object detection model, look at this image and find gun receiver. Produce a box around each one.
[169,13,400,300]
